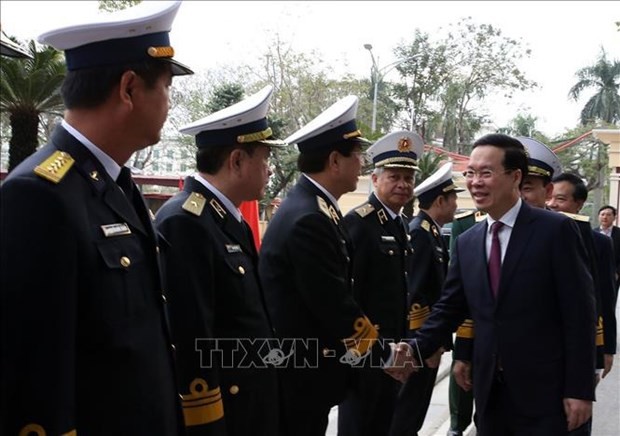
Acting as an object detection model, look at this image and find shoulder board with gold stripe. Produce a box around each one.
[34,151,74,183]
[559,211,590,223]
[421,220,431,232]
[454,210,474,220]
[182,192,206,216]
[475,211,487,222]
[354,203,375,218]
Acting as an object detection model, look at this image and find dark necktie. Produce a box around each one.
[396,216,409,242]
[116,166,135,203]
[488,221,504,297]
[241,219,257,253]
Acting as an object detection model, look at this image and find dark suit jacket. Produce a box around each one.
[156,176,278,436]
[259,176,390,412]
[413,202,596,418]
[0,126,180,436]
[592,231,618,354]
[594,225,620,283]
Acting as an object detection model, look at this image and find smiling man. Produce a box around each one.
[403,133,596,435]
[338,130,423,436]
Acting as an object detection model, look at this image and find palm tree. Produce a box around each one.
[1,40,66,171]
[568,49,620,125]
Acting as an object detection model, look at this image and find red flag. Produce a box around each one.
[239,200,261,250]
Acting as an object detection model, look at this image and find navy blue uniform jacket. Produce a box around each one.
[156,176,279,436]
[0,126,180,435]
[259,176,390,411]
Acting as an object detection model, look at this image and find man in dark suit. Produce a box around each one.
[389,162,463,436]
[403,133,596,435]
[259,96,409,436]
[449,136,563,435]
[548,173,617,381]
[155,86,285,436]
[0,3,193,435]
[595,205,620,284]
[338,130,423,436]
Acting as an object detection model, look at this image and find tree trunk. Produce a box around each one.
[9,108,40,172]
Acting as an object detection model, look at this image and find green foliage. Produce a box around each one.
[98,0,140,12]
[391,17,535,153]
[568,48,620,125]
[0,40,66,170]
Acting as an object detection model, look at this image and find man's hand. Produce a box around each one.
[424,347,445,369]
[602,354,614,378]
[384,342,418,382]
[563,398,592,431]
[452,360,473,391]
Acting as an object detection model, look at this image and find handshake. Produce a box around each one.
[383,342,445,383]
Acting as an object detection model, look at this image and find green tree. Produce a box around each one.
[568,49,620,125]
[440,18,535,153]
[0,40,65,170]
[553,124,610,218]
[393,30,452,139]
[498,112,545,139]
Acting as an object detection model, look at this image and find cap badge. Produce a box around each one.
[397,137,412,152]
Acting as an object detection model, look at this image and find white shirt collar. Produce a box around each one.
[192,173,242,222]
[486,197,522,231]
[61,119,122,181]
[302,174,341,212]
[376,196,401,220]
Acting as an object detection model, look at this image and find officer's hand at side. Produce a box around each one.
[453,360,473,391]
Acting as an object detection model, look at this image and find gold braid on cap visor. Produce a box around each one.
[527,165,551,177]
[237,127,273,143]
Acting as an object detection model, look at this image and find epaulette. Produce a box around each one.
[454,210,474,220]
[354,203,375,218]
[421,220,431,232]
[317,196,331,219]
[182,192,206,217]
[559,211,590,223]
[34,151,74,183]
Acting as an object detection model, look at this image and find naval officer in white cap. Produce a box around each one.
[390,162,464,436]
[338,130,422,436]
[517,137,562,209]
[259,97,414,436]
[1,2,192,435]
[156,85,285,436]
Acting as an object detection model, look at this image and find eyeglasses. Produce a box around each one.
[462,169,513,181]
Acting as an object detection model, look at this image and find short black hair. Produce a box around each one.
[472,134,529,186]
[196,142,260,175]
[599,205,617,216]
[552,172,588,203]
[61,60,170,109]
[297,140,360,174]
[418,191,454,210]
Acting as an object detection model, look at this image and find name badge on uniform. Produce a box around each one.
[101,223,131,237]
[381,236,396,242]
[226,244,243,253]
[435,246,444,253]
